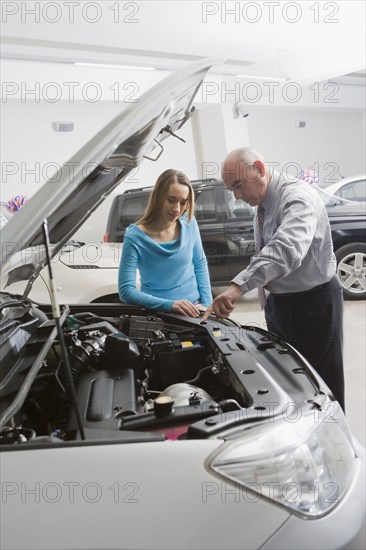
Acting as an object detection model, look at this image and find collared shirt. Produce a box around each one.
[231,171,336,294]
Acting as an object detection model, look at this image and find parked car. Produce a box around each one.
[324,175,366,202]
[1,59,364,550]
[105,181,366,300]
[6,181,365,306]
[1,240,123,304]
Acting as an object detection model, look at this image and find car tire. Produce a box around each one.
[335,243,366,300]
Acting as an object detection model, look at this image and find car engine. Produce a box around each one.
[0,292,328,446]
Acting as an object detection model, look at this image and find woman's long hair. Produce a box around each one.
[136,169,195,226]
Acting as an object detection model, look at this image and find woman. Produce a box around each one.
[118,169,212,316]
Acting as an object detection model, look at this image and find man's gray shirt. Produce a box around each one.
[231,171,336,294]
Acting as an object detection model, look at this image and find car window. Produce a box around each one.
[338,180,366,201]
[195,188,217,220]
[225,189,254,219]
[118,195,149,227]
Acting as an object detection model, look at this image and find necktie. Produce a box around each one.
[255,205,267,309]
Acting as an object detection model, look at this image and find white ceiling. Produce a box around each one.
[1,0,365,85]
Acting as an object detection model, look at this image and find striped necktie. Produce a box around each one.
[255,205,267,309]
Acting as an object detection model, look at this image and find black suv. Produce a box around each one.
[105,179,366,300]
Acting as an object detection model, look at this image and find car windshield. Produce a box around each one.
[314,186,344,206]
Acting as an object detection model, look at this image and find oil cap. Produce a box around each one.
[154,395,174,417]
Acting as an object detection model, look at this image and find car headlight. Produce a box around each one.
[207,406,355,518]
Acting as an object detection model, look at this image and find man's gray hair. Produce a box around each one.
[237,147,265,165]
[221,147,267,181]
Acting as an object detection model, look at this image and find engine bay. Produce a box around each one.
[0,293,327,447]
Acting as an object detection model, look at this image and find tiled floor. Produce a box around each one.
[213,288,366,447]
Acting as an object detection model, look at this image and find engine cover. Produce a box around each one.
[68,368,137,431]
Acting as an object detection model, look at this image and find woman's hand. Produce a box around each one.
[172,300,201,317]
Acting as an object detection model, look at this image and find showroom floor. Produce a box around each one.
[213,288,366,448]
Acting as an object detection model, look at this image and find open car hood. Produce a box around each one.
[0,58,219,285]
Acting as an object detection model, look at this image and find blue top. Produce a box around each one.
[118,216,212,311]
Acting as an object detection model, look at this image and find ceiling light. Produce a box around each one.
[74,62,156,71]
[236,74,287,81]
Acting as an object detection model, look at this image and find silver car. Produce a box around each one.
[324,175,366,202]
[0,59,365,550]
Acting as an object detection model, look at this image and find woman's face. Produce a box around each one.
[160,182,190,223]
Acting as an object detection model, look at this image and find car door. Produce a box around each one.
[194,183,231,286]
[222,187,256,279]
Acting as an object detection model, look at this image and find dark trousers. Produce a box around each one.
[264,276,345,411]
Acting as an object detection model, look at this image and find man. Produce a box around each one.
[201,147,345,411]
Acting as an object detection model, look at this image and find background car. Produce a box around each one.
[105,180,366,300]
[0,241,124,304]
[1,59,365,550]
[324,175,366,202]
[3,181,365,305]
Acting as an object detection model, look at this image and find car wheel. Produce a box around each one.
[335,243,366,300]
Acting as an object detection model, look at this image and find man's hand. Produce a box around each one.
[200,284,242,322]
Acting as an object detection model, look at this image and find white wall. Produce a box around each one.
[245,106,366,183]
[1,93,365,241]
[1,98,123,198]
[192,103,250,180]
[0,97,197,241]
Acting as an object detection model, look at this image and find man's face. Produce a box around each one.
[223,159,268,206]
